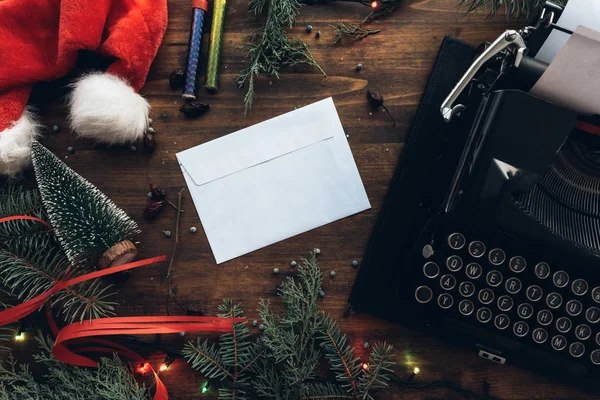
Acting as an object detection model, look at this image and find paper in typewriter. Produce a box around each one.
[535,0,600,64]
[531,26,600,117]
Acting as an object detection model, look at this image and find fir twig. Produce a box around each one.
[165,189,184,281]
[458,0,566,19]
[330,23,380,45]
[238,0,326,113]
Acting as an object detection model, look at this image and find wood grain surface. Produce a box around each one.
[16,0,600,398]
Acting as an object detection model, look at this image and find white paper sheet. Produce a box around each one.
[535,0,600,64]
[176,98,371,264]
[531,26,600,116]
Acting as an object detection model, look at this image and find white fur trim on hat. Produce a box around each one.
[0,110,38,176]
[69,73,149,145]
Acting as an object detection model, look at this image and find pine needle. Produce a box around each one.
[330,23,380,45]
[238,0,326,113]
[458,0,567,19]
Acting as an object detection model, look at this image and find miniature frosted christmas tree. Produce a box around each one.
[31,141,140,269]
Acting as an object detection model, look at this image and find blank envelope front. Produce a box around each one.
[176,98,371,264]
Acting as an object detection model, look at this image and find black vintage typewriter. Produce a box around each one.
[350,2,600,388]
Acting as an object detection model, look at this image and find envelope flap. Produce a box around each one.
[176,98,337,186]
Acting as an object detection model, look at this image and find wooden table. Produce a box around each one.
[29,0,598,398]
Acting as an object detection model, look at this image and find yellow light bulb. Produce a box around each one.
[413,367,420,374]
[14,333,25,342]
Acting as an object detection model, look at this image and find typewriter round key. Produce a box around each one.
[551,335,567,351]
[465,263,482,279]
[509,256,526,273]
[537,310,554,326]
[477,307,492,324]
[415,286,433,304]
[556,317,572,334]
[446,255,463,272]
[586,307,600,324]
[468,241,486,258]
[513,321,529,337]
[569,342,585,358]
[571,279,588,296]
[494,314,510,330]
[591,350,600,365]
[505,277,522,295]
[459,299,475,316]
[592,287,600,303]
[423,262,440,279]
[546,292,563,309]
[517,303,534,319]
[486,270,503,287]
[478,288,495,305]
[459,281,476,297]
[440,274,457,290]
[534,262,550,279]
[448,233,466,250]
[575,324,592,341]
[497,295,514,312]
[553,271,569,288]
[566,299,583,317]
[532,328,548,344]
[526,285,543,302]
[488,248,506,266]
[438,293,454,309]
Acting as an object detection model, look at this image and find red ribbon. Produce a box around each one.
[1,215,244,400]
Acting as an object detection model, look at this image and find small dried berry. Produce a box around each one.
[306,25,313,33]
[273,268,280,274]
[330,271,336,277]
[258,324,265,331]
[147,192,153,198]
[319,290,325,297]
[52,125,60,133]
[148,118,153,126]
[363,341,370,348]
[290,260,297,267]
[67,146,74,153]
[351,260,359,267]
[180,101,210,118]
[190,226,197,233]
[356,63,364,71]
[148,127,156,134]
[179,332,185,337]
[144,132,156,154]
[314,248,321,255]
[144,201,165,220]
[149,183,166,201]
[315,31,321,39]
[163,230,172,238]
[169,69,185,89]
[367,90,384,109]
[252,320,258,327]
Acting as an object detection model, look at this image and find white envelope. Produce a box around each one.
[176,97,371,264]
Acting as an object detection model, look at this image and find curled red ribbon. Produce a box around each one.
[1,215,244,400]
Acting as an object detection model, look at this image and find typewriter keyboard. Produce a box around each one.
[415,232,600,365]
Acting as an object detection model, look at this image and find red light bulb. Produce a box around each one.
[370,1,378,8]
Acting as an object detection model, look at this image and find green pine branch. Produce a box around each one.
[0,332,149,400]
[183,300,259,400]
[184,251,396,399]
[459,0,567,19]
[0,184,117,323]
[238,0,325,113]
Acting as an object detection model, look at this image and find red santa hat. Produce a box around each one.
[0,0,168,176]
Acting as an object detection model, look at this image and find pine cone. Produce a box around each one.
[180,101,210,118]
[144,201,164,220]
[169,69,185,89]
[143,132,156,154]
[149,183,166,201]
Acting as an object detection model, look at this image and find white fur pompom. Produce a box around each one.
[69,73,149,144]
[0,110,38,176]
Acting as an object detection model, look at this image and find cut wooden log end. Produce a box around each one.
[98,240,138,269]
